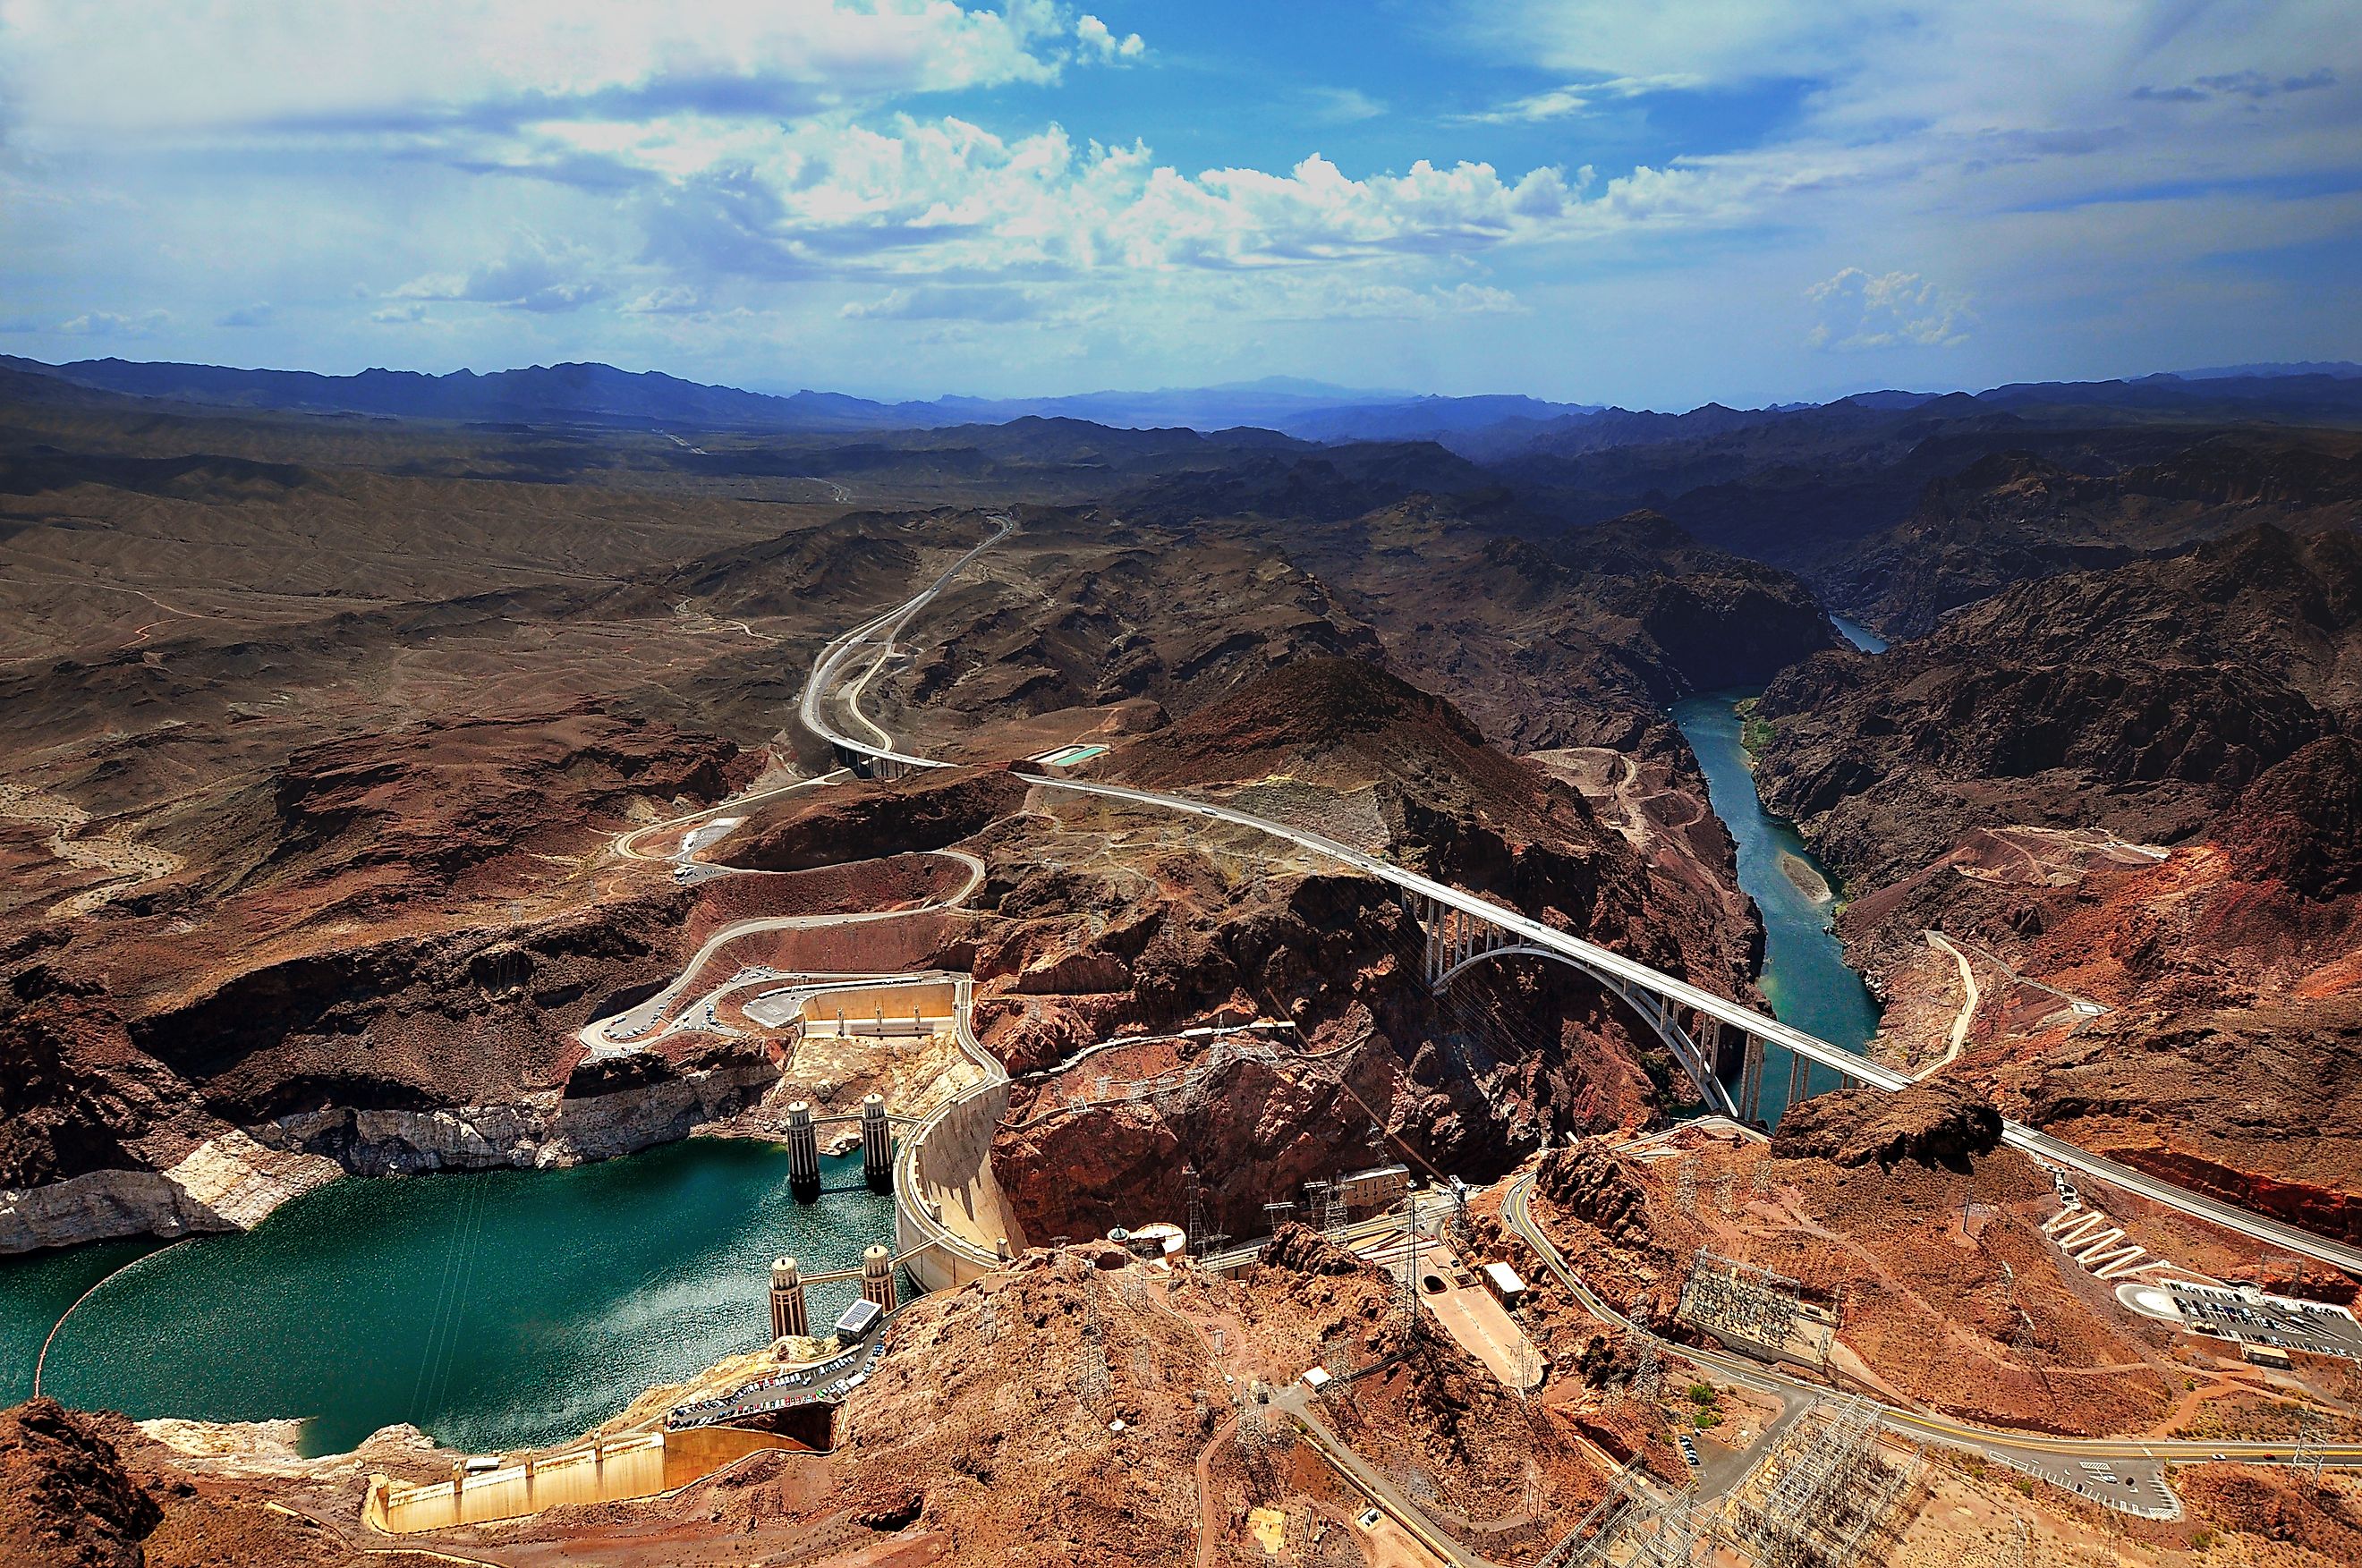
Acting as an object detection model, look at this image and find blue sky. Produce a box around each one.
[2,1,2357,408]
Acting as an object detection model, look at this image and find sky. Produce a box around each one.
[1,1,2358,409]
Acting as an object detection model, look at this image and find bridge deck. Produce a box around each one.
[798,538,2362,1280]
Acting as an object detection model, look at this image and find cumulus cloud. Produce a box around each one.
[1074,14,1143,63]
[393,240,606,312]
[841,284,1045,321]
[4,0,2354,386]
[621,285,708,315]
[604,118,1636,284]
[0,1,1115,140]
[58,309,168,337]
[215,302,275,327]
[1805,268,1973,350]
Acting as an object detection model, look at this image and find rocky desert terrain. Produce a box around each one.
[7,357,2362,1568]
[1754,524,2362,1244]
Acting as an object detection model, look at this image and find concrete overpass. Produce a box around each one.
[795,521,2362,1280]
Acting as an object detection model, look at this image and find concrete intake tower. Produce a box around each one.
[769,1257,808,1341]
[785,1101,821,1202]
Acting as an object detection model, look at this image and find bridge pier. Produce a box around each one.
[1785,1047,1809,1121]
[1414,900,1738,1118]
[861,1093,893,1192]
[785,1101,821,1202]
[1739,1034,1766,1125]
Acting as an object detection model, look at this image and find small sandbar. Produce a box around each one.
[1778,850,1833,903]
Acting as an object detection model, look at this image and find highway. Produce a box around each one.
[789,518,2362,1517]
[580,849,986,1054]
[1270,1382,1487,1567]
[1500,1174,2362,1515]
[794,521,2362,1278]
[796,515,1014,757]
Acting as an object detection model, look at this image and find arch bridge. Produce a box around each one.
[788,527,2362,1278]
[1412,894,1879,1123]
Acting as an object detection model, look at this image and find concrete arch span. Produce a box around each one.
[1431,942,1740,1120]
[796,513,2362,1278]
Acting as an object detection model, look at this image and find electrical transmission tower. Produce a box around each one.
[1317,1179,1349,1236]
[1074,1281,1109,1408]
[2000,1261,2056,1404]
[1185,1165,1207,1260]
[2293,1400,2325,1491]
[1236,1391,1270,1452]
[1514,1335,1542,1398]
[1721,1396,1927,1568]
[1557,1472,1708,1567]
[1631,1336,1664,1404]
[1675,1156,1698,1218]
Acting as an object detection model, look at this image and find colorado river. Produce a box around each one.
[1831,614,1890,654]
[1671,691,1882,1125]
[3,1140,896,1456]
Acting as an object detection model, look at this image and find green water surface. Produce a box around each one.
[1672,690,1882,1124]
[4,1140,895,1455]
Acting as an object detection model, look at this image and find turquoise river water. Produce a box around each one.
[0,1140,895,1455]
[1671,679,1883,1125]
[1,615,1891,1456]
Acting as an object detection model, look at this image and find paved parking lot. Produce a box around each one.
[2164,1282,2362,1362]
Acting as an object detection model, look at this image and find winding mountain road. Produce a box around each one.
[582,850,987,1053]
[794,518,2362,1278]
[782,514,2362,1523]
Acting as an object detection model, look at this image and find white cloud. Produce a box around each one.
[1305,87,1385,124]
[215,302,275,327]
[841,284,1045,321]
[1456,73,1702,125]
[1245,277,1525,321]
[599,118,1647,284]
[0,0,2354,395]
[1074,14,1143,63]
[1449,2,1891,87]
[0,1,1117,139]
[621,285,708,315]
[1805,267,1973,349]
[58,309,168,337]
[392,239,607,312]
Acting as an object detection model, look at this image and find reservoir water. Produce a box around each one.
[2,1140,895,1456]
[1670,691,1882,1126]
[1831,614,1890,654]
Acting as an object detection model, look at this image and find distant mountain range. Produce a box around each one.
[2172,360,2362,380]
[0,356,1598,443]
[4,353,2359,454]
